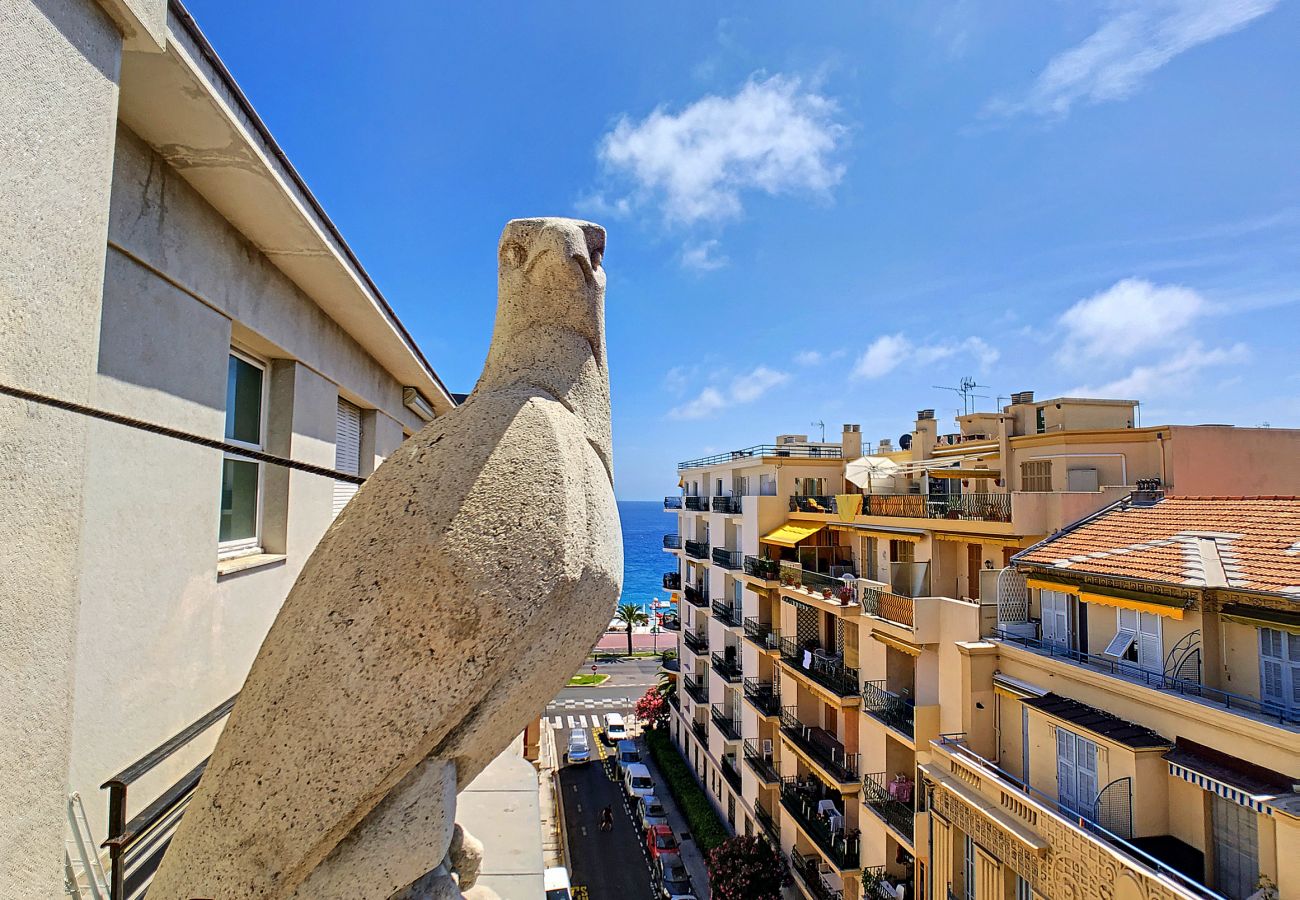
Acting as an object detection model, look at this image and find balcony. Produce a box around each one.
[683,630,709,655]
[743,677,781,717]
[743,617,781,651]
[789,495,836,514]
[685,539,709,559]
[711,650,742,682]
[860,586,914,627]
[779,637,860,698]
[861,681,914,739]
[744,555,780,580]
[678,444,842,470]
[744,739,780,784]
[683,585,709,608]
[791,492,1013,523]
[663,534,682,550]
[684,496,708,512]
[661,613,680,632]
[711,705,742,741]
[791,850,843,900]
[993,627,1300,727]
[779,708,860,785]
[712,547,742,569]
[664,496,683,510]
[755,800,781,843]
[721,754,742,790]
[781,779,861,870]
[662,572,681,590]
[683,675,708,704]
[711,495,743,515]
[712,599,742,627]
[668,691,680,711]
[691,718,708,743]
[861,772,915,844]
[780,564,857,606]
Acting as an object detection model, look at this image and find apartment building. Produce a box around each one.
[3,4,455,898]
[664,396,1300,900]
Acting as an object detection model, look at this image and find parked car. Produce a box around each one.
[615,739,641,770]
[636,794,669,832]
[566,729,590,765]
[646,823,679,863]
[623,762,655,803]
[544,866,572,900]
[654,854,694,900]
[602,712,627,744]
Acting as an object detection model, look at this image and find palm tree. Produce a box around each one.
[614,602,649,657]
[656,668,677,704]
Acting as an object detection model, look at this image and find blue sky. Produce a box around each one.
[186,1,1299,499]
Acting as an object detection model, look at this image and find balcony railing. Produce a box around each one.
[662,572,681,590]
[790,494,836,514]
[779,708,860,783]
[793,492,1014,522]
[712,547,743,569]
[791,850,843,900]
[661,614,680,632]
[755,800,781,843]
[685,539,710,559]
[683,630,709,655]
[861,681,914,738]
[711,495,743,515]
[663,533,682,550]
[782,779,861,870]
[743,616,781,651]
[860,586,914,627]
[691,718,708,742]
[679,444,843,470]
[683,675,708,704]
[993,627,1300,726]
[721,754,742,789]
[924,492,1011,522]
[711,705,742,741]
[711,650,742,682]
[664,496,683,510]
[779,637,860,698]
[712,599,742,627]
[743,677,781,717]
[744,739,780,784]
[684,495,709,511]
[862,772,915,844]
[744,555,781,580]
[780,564,858,604]
[683,585,709,608]
[668,691,680,711]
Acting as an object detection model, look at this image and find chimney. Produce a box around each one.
[841,424,862,459]
[914,410,938,459]
[877,437,893,452]
[917,409,935,420]
[1010,390,1035,406]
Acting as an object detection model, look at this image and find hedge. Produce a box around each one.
[644,727,730,852]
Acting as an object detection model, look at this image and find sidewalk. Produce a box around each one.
[637,734,711,900]
[594,630,675,653]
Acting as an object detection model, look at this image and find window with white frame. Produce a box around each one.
[1040,590,1076,650]
[1259,627,1299,713]
[1103,607,1162,671]
[1056,727,1099,817]
[333,397,362,519]
[219,351,266,555]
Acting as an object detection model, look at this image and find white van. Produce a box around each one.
[602,712,627,744]
[623,762,655,802]
[544,866,572,900]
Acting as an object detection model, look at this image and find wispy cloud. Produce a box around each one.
[794,349,847,366]
[852,334,999,380]
[986,0,1278,119]
[667,364,790,419]
[730,365,789,402]
[1058,277,1207,363]
[681,239,730,271]
[668,387,727,420]
[597,75,847,224]
[1069,340,1249,398]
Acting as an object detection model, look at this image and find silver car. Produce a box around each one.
[636,794,669,832]
[566,729,591,765]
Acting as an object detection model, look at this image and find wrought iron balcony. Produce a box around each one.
[683,675,708,704]
[743,677,781,717]
[662,572,681,590]
[789,495,835,514]
[847,492,1012,522]
[778,637,860,698]
[691,718,708,743]
[862,772,915,844]
[779,708,859,784]
[862,867,888,899]
[743,616,780,651]
[721,754,742,790]
[683,630,709,655]
[861,680,914,738]
[744,555,780,580]
[685,539,709,559]
[791,850,843,900]
[743,738,780,784]
[712,547,743,569]
[711,599,742,627]
[754,800,780,843]
[683,585,709,608]
[711,650,742,682]
[661,614,680,632]
[860,586,914,627]
[711,495,743,515]
[711,705,742,741]
[678,444,842,470]
[667,691,680,711]
[684,496,708,512]
[664,496,683,510]
[782,779,861,870]
[663,533,682,550]
[780,564,857,604]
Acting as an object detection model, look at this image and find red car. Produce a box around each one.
[646,824,679,862]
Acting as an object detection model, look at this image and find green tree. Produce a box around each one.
[613,602,648,657]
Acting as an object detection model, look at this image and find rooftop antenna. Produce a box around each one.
[810,420,826,442]
[931,377,991,416]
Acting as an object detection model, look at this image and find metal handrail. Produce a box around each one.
[720,754,742,788]
[683,675,708,703]
[791,849,843,900]
[711,495,743,514]
[744,739,781,783]
[664,496,683,510]
[710,650,742,681]
[679,444,843,469]
[860,586,914,627]
[711,599,742,626]
[789,494,836,514]
[711,705,742,740]
[683,585,709,607]
[711,547,742,569]
[663,533,682,549]
[862,771,915,842]
[781,563,858,603]
[662,572,681,590]
[684,495,709,511]
[683,630,709,654]
[861,680,914,738]
[744,555,780,579]
[742,616,778,649]
[755,800,780,841]
[684,539,709,559]
[743,677,781,716]
[779,637,860,697]
[779,708,860,781]
[781,779,861,869]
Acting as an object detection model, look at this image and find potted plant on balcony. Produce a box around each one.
[837,585,854,605]
[821,587,833,600]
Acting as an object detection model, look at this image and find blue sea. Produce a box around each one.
[616,500,674,613]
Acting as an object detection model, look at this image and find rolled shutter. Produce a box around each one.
[333,399,362,519]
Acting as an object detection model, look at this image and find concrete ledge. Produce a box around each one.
[216,553,286,577]
[459,737,544,898]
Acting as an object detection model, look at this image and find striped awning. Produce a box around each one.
[1167,763,1276,815]
[761,522,825,548]
[1164,738,1294,816]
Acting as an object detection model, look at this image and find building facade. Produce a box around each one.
[665,398,1300,900]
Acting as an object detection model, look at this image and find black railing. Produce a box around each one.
[679,444,843,469]
[712,599,742,626]
[711,650,742,682]
[926,492,1011,522]
[755,801,781,843]
[711,705,742,740]
[791,850,843,900]
[744,555,781,580]
[993,628,1299,726]
[862,867,888,899]
[685,539,709,559]
[664,496,684,510]
[683,585,709,607]
[779,708,859,783]
[862,772,915,843]
[860,586,915,627]
[712,547,743,569]
[781,779,861,870]
[684,630,709,655]
[663,533,682,549]
[861,680,914,738]
[743,616,780,651]
[744,739,781,784]
[779,637,860,697]
[661,614,680,632]
[780,564,857,604]
[743,677,781,717]
[684,495,709,511]
[712,495,743,515]
[721,754,742,789]
[790,495,835,514]
[683,675,708,703]
[692,718,709,742]
[663,572,682,590]
[668,691,680,711]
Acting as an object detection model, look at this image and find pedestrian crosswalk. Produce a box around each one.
[543,696,635,730]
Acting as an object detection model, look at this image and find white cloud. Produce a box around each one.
[1059,278,1207,362]
[730,365,789,402]
[852,334,998,380]
[795,350,824,366]
[598,75,846,224]
[853,334,912,379]
[681,239,730,271]
[1069,341,1248,398]
[666,364,790,419]
[987,0,1278,119]
[668,387,727,420]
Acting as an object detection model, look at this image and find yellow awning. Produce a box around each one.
[761,522,826,548]
[1220,604,1300,635]
[1081,591,1184,620]
[932,533,1028,548]
[1026,577,1079,595]
[872,631,922,656]
[829,524,923,543]
[927,469,1001,479]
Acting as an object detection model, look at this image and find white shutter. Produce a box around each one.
[1136,612,1163,672]
[1077,736,1098,816]
[1057,727,1075,811]
[333,399,362,519]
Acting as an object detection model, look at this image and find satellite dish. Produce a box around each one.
[899,433,913,450]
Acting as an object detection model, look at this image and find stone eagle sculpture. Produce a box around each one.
[148,217,622,899]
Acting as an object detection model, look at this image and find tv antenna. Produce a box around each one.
[932,377,990,416]
[810,420,826,442]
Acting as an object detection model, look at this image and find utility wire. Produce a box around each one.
[1,382,366,485]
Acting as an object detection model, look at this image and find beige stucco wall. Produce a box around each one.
[1167,425,1300,495]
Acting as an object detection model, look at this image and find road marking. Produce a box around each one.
[567,715,578,729]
